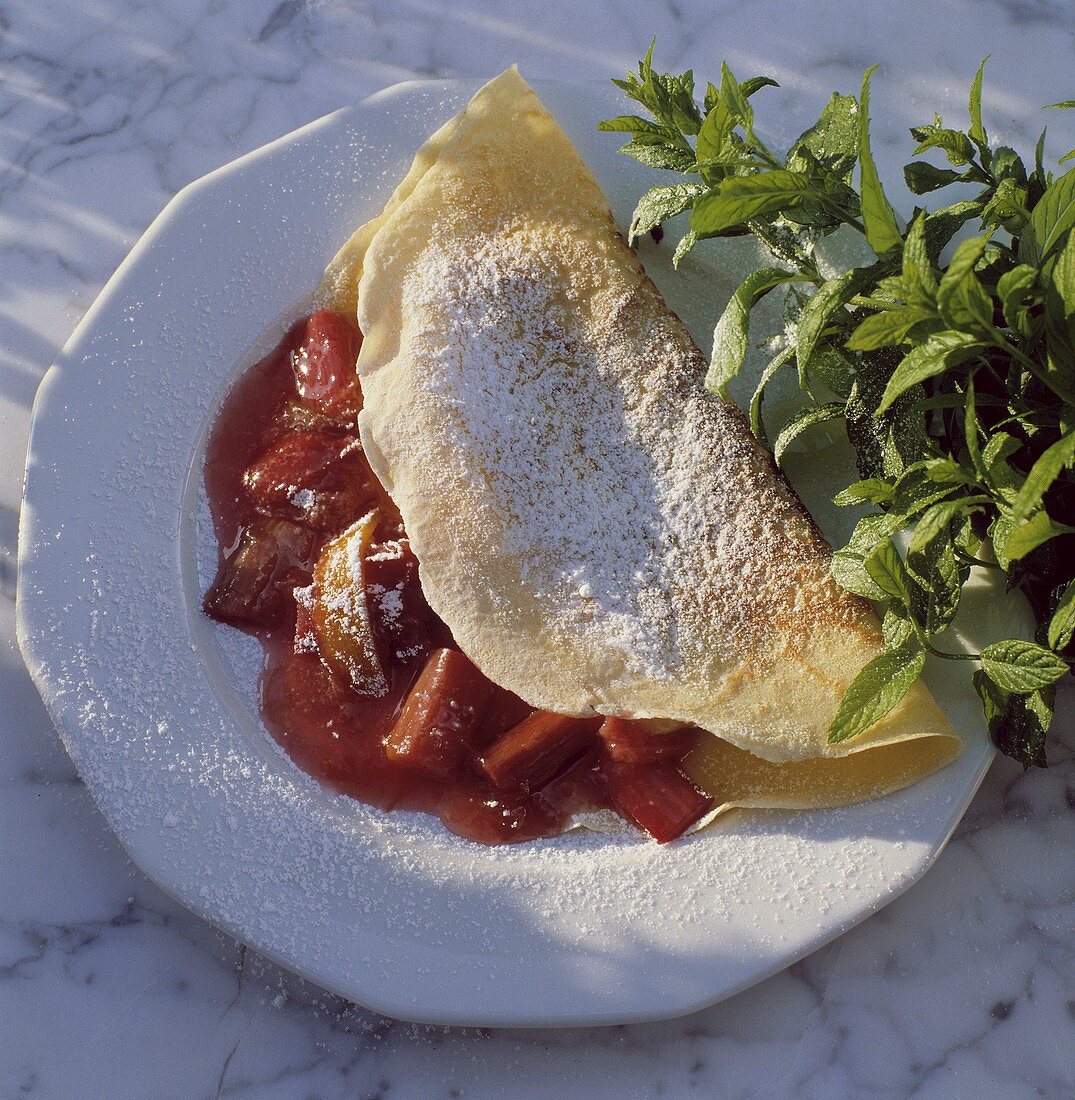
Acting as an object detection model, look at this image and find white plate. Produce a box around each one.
[16,78,1025,1027]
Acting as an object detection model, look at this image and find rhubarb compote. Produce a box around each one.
[203,310,712,843]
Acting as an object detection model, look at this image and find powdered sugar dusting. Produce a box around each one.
[394,229,844,698]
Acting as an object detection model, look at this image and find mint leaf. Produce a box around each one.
[968,57,989,149]
[788,92,859,182]
[980,640,1069,693]
[719,62,754,130]
[629,183,707,242]
[907,525,965,632]
[923,457,978,485]
[904,161,963,195]
[703,80,720,116]
[858,67,903,256]
[619,140,696,172]
[707,268,801,393]
[690,171,813,236]
[997,264,1038,334]
[831,512,907,600]
[865,541,912,601]
[982,178,1030,232]
[1054,223,1075,291]
[1003,510,1075,560]
[1021,166,1075,264]
[845,352,929,481]
[1048,580,1075,650]
[833,478,894,506]
[876,330,984,414]
[597,115,669,136]
[661,71,704,135]
[831,550,887,601]
[847,307,935,350]
[936,237,994,334]
[882,605,916,648]
[748,346,796,447]
[827,647,927,744]
[696,102,735,174]
[902,212,938,307]
[1048,232,1075,359]
[797,268,872,368]
[804,341,858,398]
[924,200,985,261]
[1011,430,1075,522]
[740,75,780,99]
[672,230,699,267]
[974,671,1052,768]
[909,498,974,554]
[911,125,976,166]
[982,432,1021,500]
[891,461,964,516]
[990,513,1016,568]
[773,402,845,465]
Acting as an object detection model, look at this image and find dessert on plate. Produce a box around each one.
[204,68,959,845]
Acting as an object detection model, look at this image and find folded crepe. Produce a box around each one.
[319,67,961,819]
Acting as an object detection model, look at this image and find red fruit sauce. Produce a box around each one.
[203,310,712,844]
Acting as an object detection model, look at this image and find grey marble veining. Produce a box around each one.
[2,1,1074,1097]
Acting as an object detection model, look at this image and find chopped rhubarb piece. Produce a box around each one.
[600,760,712,843]
[473,687,534,748]
[363,539,432,667]
[311,511,388,696]
[384,648,494,779]
[203,517,316,627]
[479,711,599,792]
[291,310,363,421]
[597,717,699,764]
[243,429,375,532]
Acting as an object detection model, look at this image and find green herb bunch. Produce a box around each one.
[601,44,1075,767]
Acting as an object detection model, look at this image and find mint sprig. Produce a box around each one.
[603,47,1075,768]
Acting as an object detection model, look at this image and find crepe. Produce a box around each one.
[319,68,961,816]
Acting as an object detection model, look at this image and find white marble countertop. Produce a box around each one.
[2,1,1074,1096]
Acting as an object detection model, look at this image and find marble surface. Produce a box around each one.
[2,1,1074,1096]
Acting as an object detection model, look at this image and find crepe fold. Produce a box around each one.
[319,68,961,818]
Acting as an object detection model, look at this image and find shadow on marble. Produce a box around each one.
[0,503,17,600]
